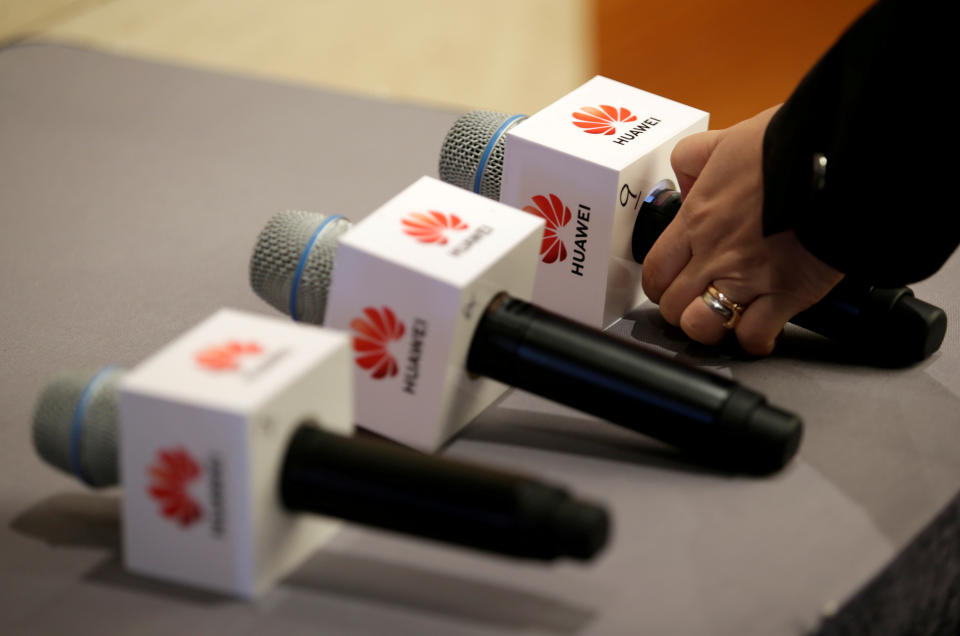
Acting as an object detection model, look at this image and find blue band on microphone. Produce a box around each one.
[69,365,119,486]
[290,214,342,321]
[517,346,713,424]
[473,114,526,195]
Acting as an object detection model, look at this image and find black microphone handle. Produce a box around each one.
[631,188,946,364]
[280,424,609,561]
[790,283,946,365]
[467,294,802,474]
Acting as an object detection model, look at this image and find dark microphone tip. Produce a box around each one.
[550,498,611,561]
[890,293,948,364]
[704,385,803,475]
[741,404,803,475]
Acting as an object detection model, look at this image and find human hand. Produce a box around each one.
[641,106,844,355]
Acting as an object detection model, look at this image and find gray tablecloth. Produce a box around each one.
[2,42,959,635]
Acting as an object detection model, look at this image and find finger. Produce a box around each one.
[641,215,692,304]
[734,293,809,356]
[671,129,723,197]
[679,294,730,346]
[656,263,710,326]
[668,276,757,335]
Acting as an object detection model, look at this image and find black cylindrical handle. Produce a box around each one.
[632,187,681,264]
[631,187,947,364]
[467,295,802,474]
[791,282,947,365]
[280,425,609,561]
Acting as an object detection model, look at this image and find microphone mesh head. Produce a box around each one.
[32,367,124,488]
[249,210,352,324]
[439,110,526,201]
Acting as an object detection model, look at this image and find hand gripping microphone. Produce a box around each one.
[632,185,948,364]
[249,177,802,474]
[440,106,947,365]
[32,311,609,597]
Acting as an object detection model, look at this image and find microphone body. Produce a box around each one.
[283,425,605,561]
[33,310,609,597]
[250,177,802,473]
[468,295,799,473]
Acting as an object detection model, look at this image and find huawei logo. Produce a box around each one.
[148,447,203,527]
[572,105,637,135]
[524,194,571,263]
[195,341,262,371]
[402,211,468,245]
[351,306,406,379]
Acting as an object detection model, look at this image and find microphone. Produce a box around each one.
[33,366,608,591]
[441,76,711,329]
[440,109,947,365]
[31,310,608,597]
[250,197,802,474]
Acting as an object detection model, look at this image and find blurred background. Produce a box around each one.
[2,0,873,128]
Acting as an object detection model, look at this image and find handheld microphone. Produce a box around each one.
[441,109,947,365]
[32,311,608,595]
[441,76,711,329]
[33,370,605,563]
[249,182,802,475]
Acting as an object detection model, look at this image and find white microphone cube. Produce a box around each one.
[118,309,352,598]
[325,176,543,450]
[500,75,709,327]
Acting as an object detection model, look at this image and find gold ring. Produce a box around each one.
[701,284,746,329]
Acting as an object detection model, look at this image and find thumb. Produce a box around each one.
[671,129,723,198]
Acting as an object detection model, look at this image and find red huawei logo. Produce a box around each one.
[351,306,406,379]
[524,194,571,263]
[148,447,203,527]
[572,105,637,135]
[401,211,468,245]
[195,341,262,371]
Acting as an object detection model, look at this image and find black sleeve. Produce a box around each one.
[762,0,959,287]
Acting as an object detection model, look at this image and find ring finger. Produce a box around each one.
[671,276,757,346]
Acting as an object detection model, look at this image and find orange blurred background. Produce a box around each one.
[595,0,875,128]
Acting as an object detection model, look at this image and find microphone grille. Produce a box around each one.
[439,110,526,201]
[32,367,124,488]
[249,210,352,324]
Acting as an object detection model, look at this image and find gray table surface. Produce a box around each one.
[2,43,959,636]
